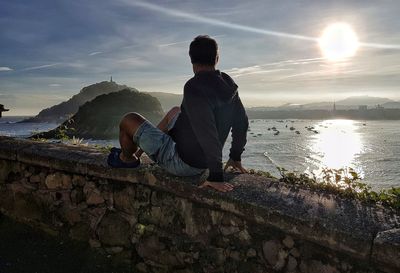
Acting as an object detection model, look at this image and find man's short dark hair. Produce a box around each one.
[189,35,218,65]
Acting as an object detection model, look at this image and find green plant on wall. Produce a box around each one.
[277,167,400,210]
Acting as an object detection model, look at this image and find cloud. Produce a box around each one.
[21,63,60,71]
[121,0,400,50]
[49,83,62,87]
[225,57,325,78]
[88,51,103,56]
[0,67,13,72]
[158,34,226,48]
[231,68,292,78]
[121,0,316,42]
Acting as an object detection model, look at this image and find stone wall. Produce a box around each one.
[0,136,399,273]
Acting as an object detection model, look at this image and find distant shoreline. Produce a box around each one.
[247,108,400,120]
[4,108,400,122]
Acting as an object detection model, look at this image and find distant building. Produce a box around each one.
[376,104,384,109]
[110,76,113,83]
[358,105,368,111]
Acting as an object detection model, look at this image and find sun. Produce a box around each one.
[319,23,359,61]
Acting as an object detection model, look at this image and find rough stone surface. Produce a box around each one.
[64,209,81,225]
[0,136,399,273]
[86,190,104,205]
[263,240,282,267]
[372,228,400,270]
[29,174,41,183]
[286,255,298,272]
[246,248,257,258]
[302,260,340,273]
[45,173,72,190]
[97,212,131,247]
[114,187,136,214]
[283,236,295,249]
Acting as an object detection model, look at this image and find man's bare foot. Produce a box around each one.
[198,181,234,192]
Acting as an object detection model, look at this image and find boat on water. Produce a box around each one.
[0,104,9,118]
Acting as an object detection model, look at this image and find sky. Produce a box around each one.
[1,0,400,115]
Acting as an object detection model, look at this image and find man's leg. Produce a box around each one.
[119,112,146,163]
[119,107,180,162]
[133,106,180,159]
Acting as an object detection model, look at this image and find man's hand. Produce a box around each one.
[198,181,234,192]
[224,158,248,173]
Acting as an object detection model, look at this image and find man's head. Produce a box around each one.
[189,35,219,69]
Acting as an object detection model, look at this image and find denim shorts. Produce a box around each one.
[133,114,206,177]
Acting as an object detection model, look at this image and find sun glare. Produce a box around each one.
[319,23,359,61]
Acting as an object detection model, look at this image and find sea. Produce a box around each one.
[1,116,399,190]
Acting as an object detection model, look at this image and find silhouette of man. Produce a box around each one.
[113,35,249,192]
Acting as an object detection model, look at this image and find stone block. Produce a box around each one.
[372,228,400,270]
[89,238,101,248]
[220,225,240,236]
[135,185,151,204]
[12,192,43,221]
[86,190,104,205]
[97,212,131,247]
[64,209,81,225]
[263,239,287,270]
[45,173,72,190]
[29,174,41,183]
[70,188,85,204]
[283,235,295,249]
[72,174,86,186]
[246,248,257,258]
[286,255,298,272]
[114,186,136,214]
[69,222,90,241]
[300,260,339,273]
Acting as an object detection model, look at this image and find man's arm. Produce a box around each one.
[229,95,249,162]
[183,82,224,182]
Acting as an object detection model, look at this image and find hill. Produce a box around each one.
[382,101,400,109]
[335,95,393,106]
[24,81,133,123]
[144,92,182,112]
[33,89,164,139]
[248,96,399,111]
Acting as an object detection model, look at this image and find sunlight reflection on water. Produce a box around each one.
[308,119,364,178]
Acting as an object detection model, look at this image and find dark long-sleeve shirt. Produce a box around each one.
[168,70,248,182]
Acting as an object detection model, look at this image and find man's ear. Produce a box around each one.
[215,54,219,65]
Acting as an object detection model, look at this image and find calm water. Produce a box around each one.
[1,116,399,189]
[238,119,400,189]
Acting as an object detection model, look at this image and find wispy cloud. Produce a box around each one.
[231,68,292,78]
[88,51,103,56]
[277,68,365,81]
[158,34,226,48]
[21,63,60,71]
[122,0,316,42]
[49,83,62,87]
[121,0,400,50]
[225,57,325,78]
[0,67,13,72]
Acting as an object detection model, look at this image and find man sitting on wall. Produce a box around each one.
[108,35,249,192]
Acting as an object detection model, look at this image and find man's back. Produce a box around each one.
[169,70,248,182]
